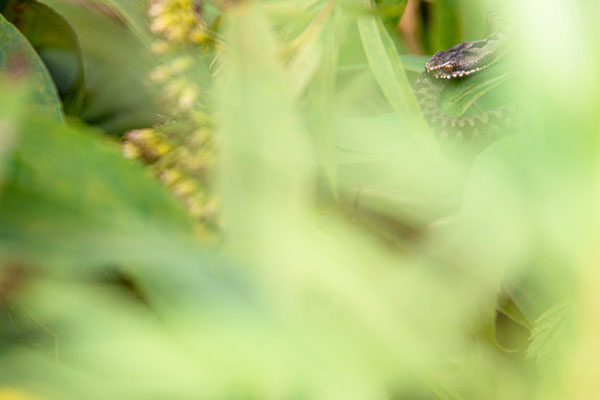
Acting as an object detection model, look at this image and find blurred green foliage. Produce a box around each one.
[0,0,599,399]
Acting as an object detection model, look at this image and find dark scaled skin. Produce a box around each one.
[425,34,505,80]
[414,4,514,143]
[414,31,513,142]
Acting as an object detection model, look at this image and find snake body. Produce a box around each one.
[415,13,515,142]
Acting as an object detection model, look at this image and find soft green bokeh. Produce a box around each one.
[1,0,598,399]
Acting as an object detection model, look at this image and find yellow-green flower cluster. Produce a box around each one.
[123,121,219,236]
[121,0,219,237]
[149,56,199,112]
[122,128,172,161]
[148,0,207,45]
[147,0,216,112]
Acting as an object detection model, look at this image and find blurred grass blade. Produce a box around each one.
[286,1,335,97]
[90,0,152,45]
[312,14,339,197]
[356,0,435,151]
[216,2,313,262]
[284,1,340,195]
[300,3,339,196]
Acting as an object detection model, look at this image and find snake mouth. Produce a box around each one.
[425,64,483,80]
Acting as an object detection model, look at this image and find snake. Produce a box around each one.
[414,11,515,143]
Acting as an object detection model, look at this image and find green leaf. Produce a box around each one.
[0,115,196,269]
[40,0,160,135]
[0,110,306,400]
[312,17,339,197]
[356,0,436,152]
[0,113,288,400]
[527,302,571,367]
[286,1,335,97]
[375,0,408,21]
[427,0,460,54]
[400,54,430,74]
[497,286,534,330]
[291,2,340,196]
[3,0,86,114]
[331,113,463,225]
[437,65,511,117]
[0,12,62,119]
[0,267,282,399]
[335,54,429,75]
[0,84,26,189]
[91,0,153,45]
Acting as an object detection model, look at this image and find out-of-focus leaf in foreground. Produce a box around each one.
[1,0,600,398]
[0,12,61,118]
[0,94,245,398]
[3,0,86,114]
[0,114,196,266]
[213,3,520,398]
[0,84,25,189]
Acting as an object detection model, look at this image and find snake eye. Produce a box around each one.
[444,65,453,73]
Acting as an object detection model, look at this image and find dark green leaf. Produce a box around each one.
[0,12,62,118]
[41,0,160,135]
[3,0,86,114]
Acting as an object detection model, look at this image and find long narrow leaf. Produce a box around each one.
[356,0,436,151]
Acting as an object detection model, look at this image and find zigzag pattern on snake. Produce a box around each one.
[414,9,515,142]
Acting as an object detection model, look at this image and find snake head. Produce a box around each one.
[425,37,501,79]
